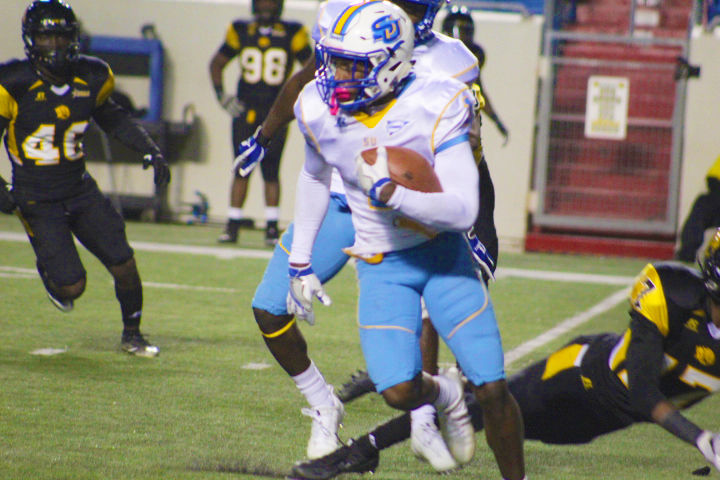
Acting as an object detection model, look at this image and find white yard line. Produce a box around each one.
[503,288,629,367]
[0,231,273,260]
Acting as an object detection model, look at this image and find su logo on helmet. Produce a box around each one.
[372,15,400,43]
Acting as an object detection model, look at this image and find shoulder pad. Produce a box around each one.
[414,33,478,84]
[629,262,704,336]
[653,262,705,310]
[74,55,111,77]
[0,60,38,101]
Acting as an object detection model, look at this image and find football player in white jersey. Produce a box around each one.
[237,0,486,466]
[285,3,525,480]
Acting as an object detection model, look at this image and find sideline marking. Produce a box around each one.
[0,232,274,260]
[2,231,635,284]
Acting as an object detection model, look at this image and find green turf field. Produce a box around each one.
[1,215,717,480]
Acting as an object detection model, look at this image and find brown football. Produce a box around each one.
[360,146,442,193]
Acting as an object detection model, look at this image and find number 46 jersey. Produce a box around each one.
[0,56,116,201]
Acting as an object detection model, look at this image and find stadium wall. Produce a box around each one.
[0,1,717,254]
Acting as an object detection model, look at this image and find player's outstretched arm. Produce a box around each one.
[625,317,720,471]
[93,98,170,186]
[260,56,316,139]
[210,52,245,117]
[476,77,509,145]
[233,57,316,177]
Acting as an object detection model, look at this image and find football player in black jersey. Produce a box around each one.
[290,229,720,480]
[210,0,312,245]
[0,0,170,357]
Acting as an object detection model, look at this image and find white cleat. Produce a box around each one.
[302,394,345,459]
[411,419,459,472]
[437,371,475,465]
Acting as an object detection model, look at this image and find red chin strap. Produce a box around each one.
[329,88,353,115]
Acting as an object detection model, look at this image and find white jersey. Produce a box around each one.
[413,31,479,84]
[291,72,476,260]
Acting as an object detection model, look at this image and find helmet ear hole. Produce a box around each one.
[700,228,720,301]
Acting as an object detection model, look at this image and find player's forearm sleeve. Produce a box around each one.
[92,98,161,155]
[660,410,703,445]
[386,142,478,231]
[625,316,667,417]
[288,148,332,265]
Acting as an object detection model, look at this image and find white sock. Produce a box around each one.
[292,360,334,408]
[228,207,244,220]
[410,403,436,426]
[432,374,459,411]
[265,206,279,221]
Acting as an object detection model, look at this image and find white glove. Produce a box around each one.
[219,93,246,117]
[696,430,720,471]
[287,265,332,326]
[355,147,391,203]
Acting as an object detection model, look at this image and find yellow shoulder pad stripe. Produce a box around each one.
[707,154,720,181]
[629,263,669,336]
[225,24,241,51]
[96,66,115,106]
[0,84,18,120]
[291,26,310,54]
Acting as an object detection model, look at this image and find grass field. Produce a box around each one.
[1,214,718,480]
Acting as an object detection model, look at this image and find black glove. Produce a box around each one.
[0,177,16,214]
[143,151,171,186]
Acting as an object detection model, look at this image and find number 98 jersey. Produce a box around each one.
[0,56,115,201]
[219,20,312,110]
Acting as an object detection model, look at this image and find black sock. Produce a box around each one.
[225,219,242,236]
[366,412,412,451]
[116,283,142,331]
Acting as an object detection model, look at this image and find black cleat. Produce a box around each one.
[290,441,379,480]
[121,331,160,358]
[265,220,279,246]
[217,231,238,243]
[337,370,376,403]
[218,219,243,243]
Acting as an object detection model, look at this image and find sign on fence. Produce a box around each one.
[584,75,629,140]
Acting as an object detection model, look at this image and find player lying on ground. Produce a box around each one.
[290,233,720,479]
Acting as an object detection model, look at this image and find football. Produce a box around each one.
[360,146,442,193]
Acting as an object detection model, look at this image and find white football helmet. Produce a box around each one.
[316,0,414,113]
